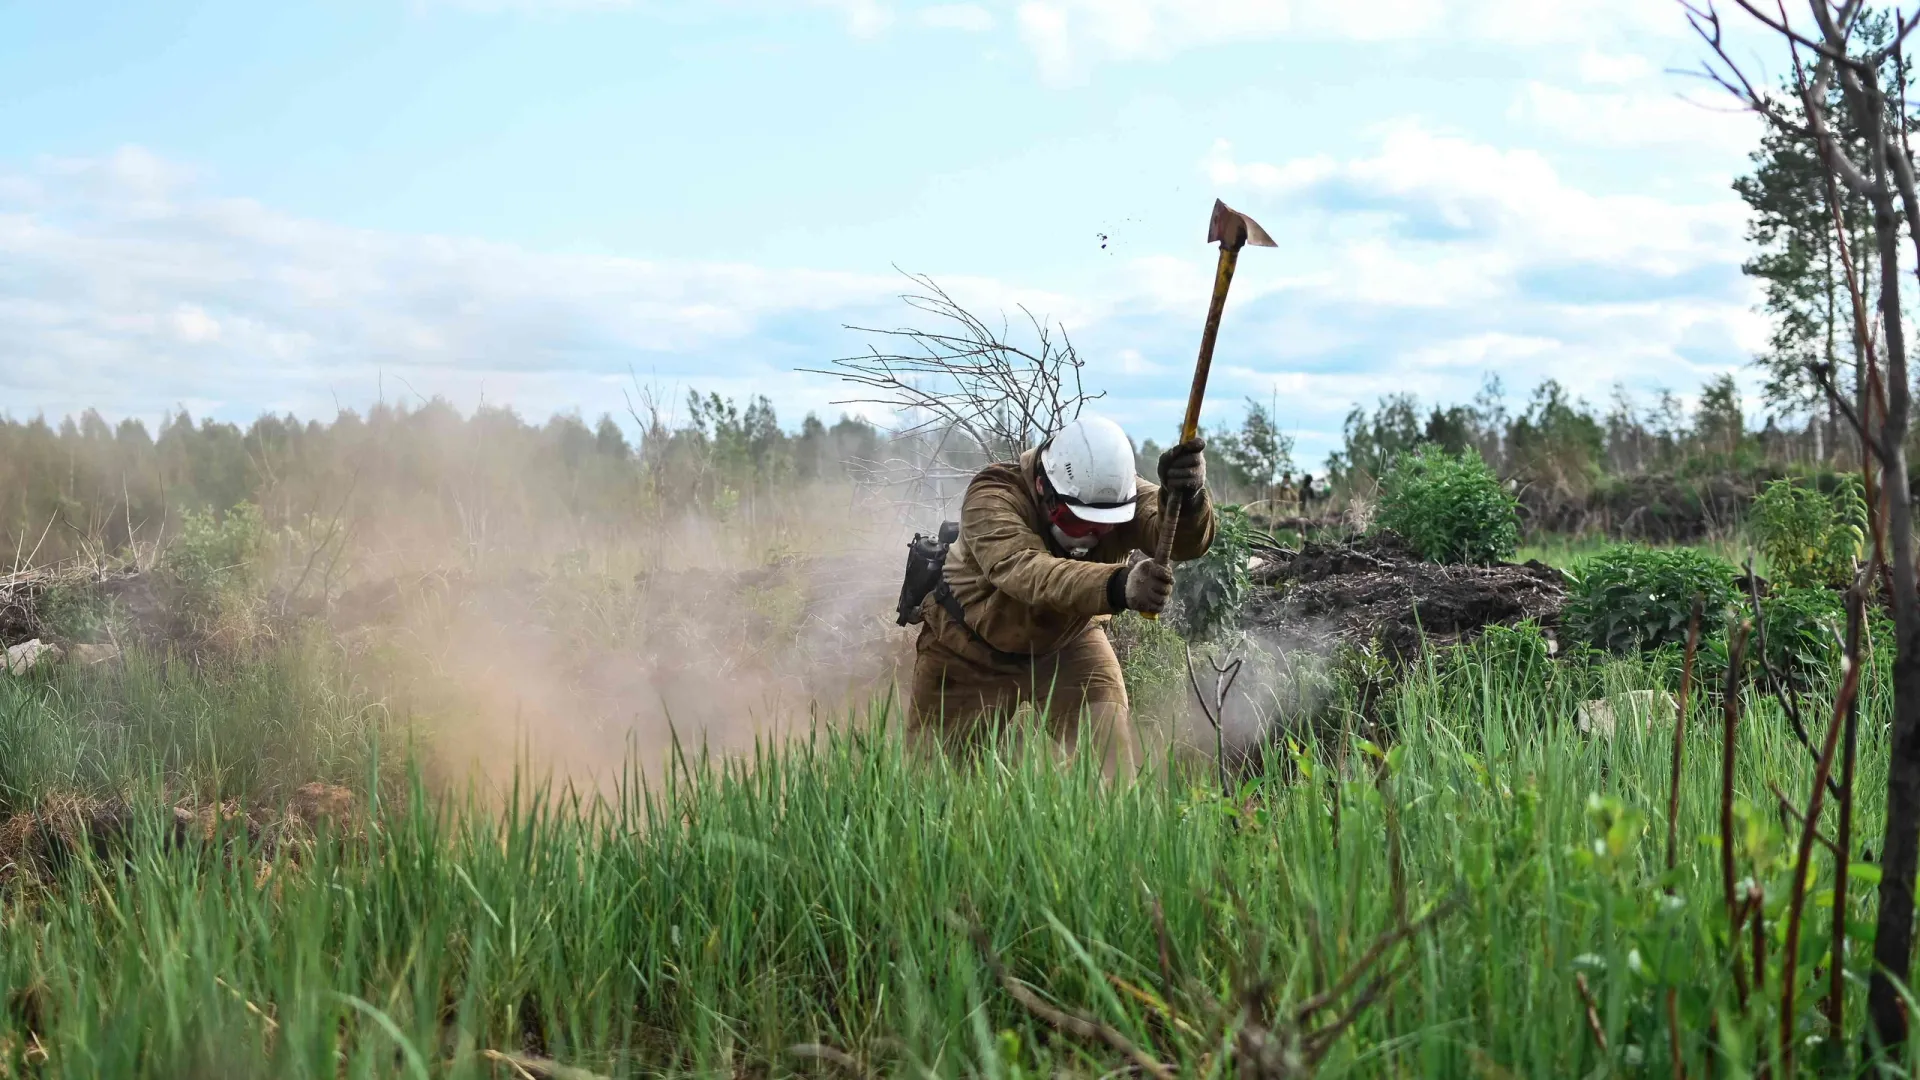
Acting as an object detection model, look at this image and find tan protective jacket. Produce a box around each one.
[924,448,1216,659]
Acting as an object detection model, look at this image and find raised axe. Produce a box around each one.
[1143,198,1274,619]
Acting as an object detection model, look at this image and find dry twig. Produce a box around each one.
[962,919,1175,1080]
[1575,972,1608,1054]
[1185,646,1244,800]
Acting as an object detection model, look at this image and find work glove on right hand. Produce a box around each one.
[1157,437,1207,504]
[1122,554,1175,614]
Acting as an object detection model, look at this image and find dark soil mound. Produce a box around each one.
[0,567,161,648]
[1246,533,1566,661]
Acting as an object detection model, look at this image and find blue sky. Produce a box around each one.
[0,0,1783,468]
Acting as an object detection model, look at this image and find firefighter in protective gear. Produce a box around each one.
[907,416,1214,775]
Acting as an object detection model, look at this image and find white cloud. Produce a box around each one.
[921,3,993,31]
[410,0,1696,83]
[1013,0,1323,83]
[0,150,949,422]
[1,128,1769,472]
[1172,119,1767,447]
[1577,49,1654,84]
[993,0,1686,81]
[1401,331,1559,370]
[1512,81,1757,154]
[1450,0,1674,45]
[0,148,1134,434]
[1206,123,1746,271]
[170,305,223,344]
[818,0,894,37]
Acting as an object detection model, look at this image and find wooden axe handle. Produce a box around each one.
[1142,245,1241,618]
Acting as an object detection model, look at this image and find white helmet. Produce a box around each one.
[1040,416,1138,524]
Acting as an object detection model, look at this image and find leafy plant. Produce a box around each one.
[1461,620,1555,689]
[161,501,267,622]
[1563,544,1739,654]
[1171,503,1267,640]
[1750,475,1866,588]
[1373,445,1519,565]
[1756,585,1845,690]
[36,581,118,644]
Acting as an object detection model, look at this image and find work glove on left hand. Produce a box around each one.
[1157,437,1207,503]
[1121,553,1174,614]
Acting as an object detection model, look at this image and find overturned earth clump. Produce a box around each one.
[1245,533,1566,662]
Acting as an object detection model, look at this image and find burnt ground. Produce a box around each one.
[1245,533,1567,662]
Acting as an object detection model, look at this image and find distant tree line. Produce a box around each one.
[1322,372,1842,502]
[0,393,881,568]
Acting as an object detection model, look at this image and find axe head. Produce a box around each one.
[1206,198,1276,252]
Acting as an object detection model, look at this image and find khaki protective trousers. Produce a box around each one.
[907,622,1137,777]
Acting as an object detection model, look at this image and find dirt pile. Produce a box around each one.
[1245,533,1566,661]
[1,566,187,655]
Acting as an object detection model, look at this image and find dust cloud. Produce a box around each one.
[326,490,921,793]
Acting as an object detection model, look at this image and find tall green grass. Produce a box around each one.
[0,637,1908,1077]
[0,632,396,814]
[1515,533,1764,574]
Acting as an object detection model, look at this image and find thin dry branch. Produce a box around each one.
[478,1050,611,1080]
[1811,362,1890,466]
[963,920,1175,1080]
[1575,972,1609,1054]
[1779,583,1866,1074]
[1291,894,1463,1026]
[788,1043,874,1080]
[806,273,1100,453]
[1299,956,1418,1062]
[1769,779,1843,856]
[1185,646,1244,800]
[804,272,1104,511]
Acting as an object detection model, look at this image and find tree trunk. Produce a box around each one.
[1868,174,1920,1051]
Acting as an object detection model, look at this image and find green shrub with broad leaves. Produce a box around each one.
[161,501,267,621]
[1750,475,1866,589]
[1171,503,1268,640]
[1564,544,1739,654]
[1374,445,1519,565]
[1755,585,1845,689]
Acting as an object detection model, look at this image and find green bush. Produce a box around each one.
[1750,475,1865,589]
[1564,544,1739,654]
[1374,446,1519,565]
[36,581,118,644]
[161,501,267,620]
[1171,503,1263,640]
[1753,586,1845,690]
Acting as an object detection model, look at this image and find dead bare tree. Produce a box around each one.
[805,271,1106,517]
[1186,646,1245,800]
[1682,0,1920,1048]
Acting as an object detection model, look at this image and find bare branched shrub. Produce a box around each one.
[806,272,1105,518]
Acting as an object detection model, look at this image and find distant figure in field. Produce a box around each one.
[1276,472,1298,516]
